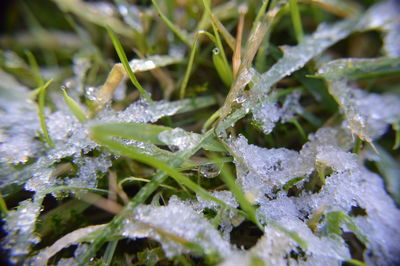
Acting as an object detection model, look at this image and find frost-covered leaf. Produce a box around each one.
[96,96,215,124]
[317,57,400,80]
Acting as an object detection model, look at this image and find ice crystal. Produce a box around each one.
[97,98,187,123]
[0,70,41,164]
[117,2,143,32]
[251,90,302,134]
[318,59,400,142]
[47,110,96,161]
[220,224,296,266]
[128,54,182,73]
[3,194,44,260]
[232,126,400,265]
[121,197,233,258]
[158,128,202,151]
[229,135,312,199]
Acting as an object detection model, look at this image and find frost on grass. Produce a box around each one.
[229,135,312,200]
[121,196,233,258]
[0,70,41,164]
[359,0,400,57]
[230,128,400,264]
[3,194,44,260]
[318,58,400,143]
[158,128,202,151]
[96,97,206,124]
[251,90,302,134]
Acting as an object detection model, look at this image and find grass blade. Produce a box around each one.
[90,132,232,210]
[106,27,152,102]
[289,0,304,43]
[150,0,191,46]
[62,88,88,122]
[25,50,44,87]
[38,79,54,147]
[208,153,262,230]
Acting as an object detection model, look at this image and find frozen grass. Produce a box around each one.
[0,0,400,265]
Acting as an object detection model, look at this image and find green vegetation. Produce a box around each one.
[0,0,399,265]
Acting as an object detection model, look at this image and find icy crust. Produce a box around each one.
[317,59,400,142]
[251,90,302,134]
[128,54,182,73]
[228,127,354,201]
[360,0,400,57]
[121,196,234,258]
[96,98,192,124]
[3,194,44,260]
[158,128,202,151]
[230,130,400,264]
[0,70,41,164]
[220,224,297,266]
[229,134,311,199]
[193,191,242,241]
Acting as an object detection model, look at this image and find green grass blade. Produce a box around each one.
[179,33,201,99]
[38,79,55,147]
[62,88,88,122]
[208,154,262,230]
[287,118,307,140]
[202,0,232,84]
[289,0,304,43]
[251,0,270,34]
[102,240,118,266]
[374,144,400,205]
[91,122,225,152]
[91,122,170,145]
[25,50,44,87]
[212,48,233,87]
[150,0,191,46]
[78,130,219,263]
[106,27,152,103]
[90,130,232,210]
[0,196,8,217]
[393,122,400,150]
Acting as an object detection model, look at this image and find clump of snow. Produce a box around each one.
[251,90,302,134]
[121,196,233,258]
[3,194,44,260]
[229,135,312,199]
[0,70,41,164]
[158,128,202,151]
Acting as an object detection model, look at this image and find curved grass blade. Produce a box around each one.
[62,88,88,122]
[106,27,152,102]
[289,0,304,43]
[150,0,191,46]
[25,50,44,87]
[212,47,233,87]
[91,122,170,145]
[38,79,54,147]
[90,129,233,211]
[208,154,263,230]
